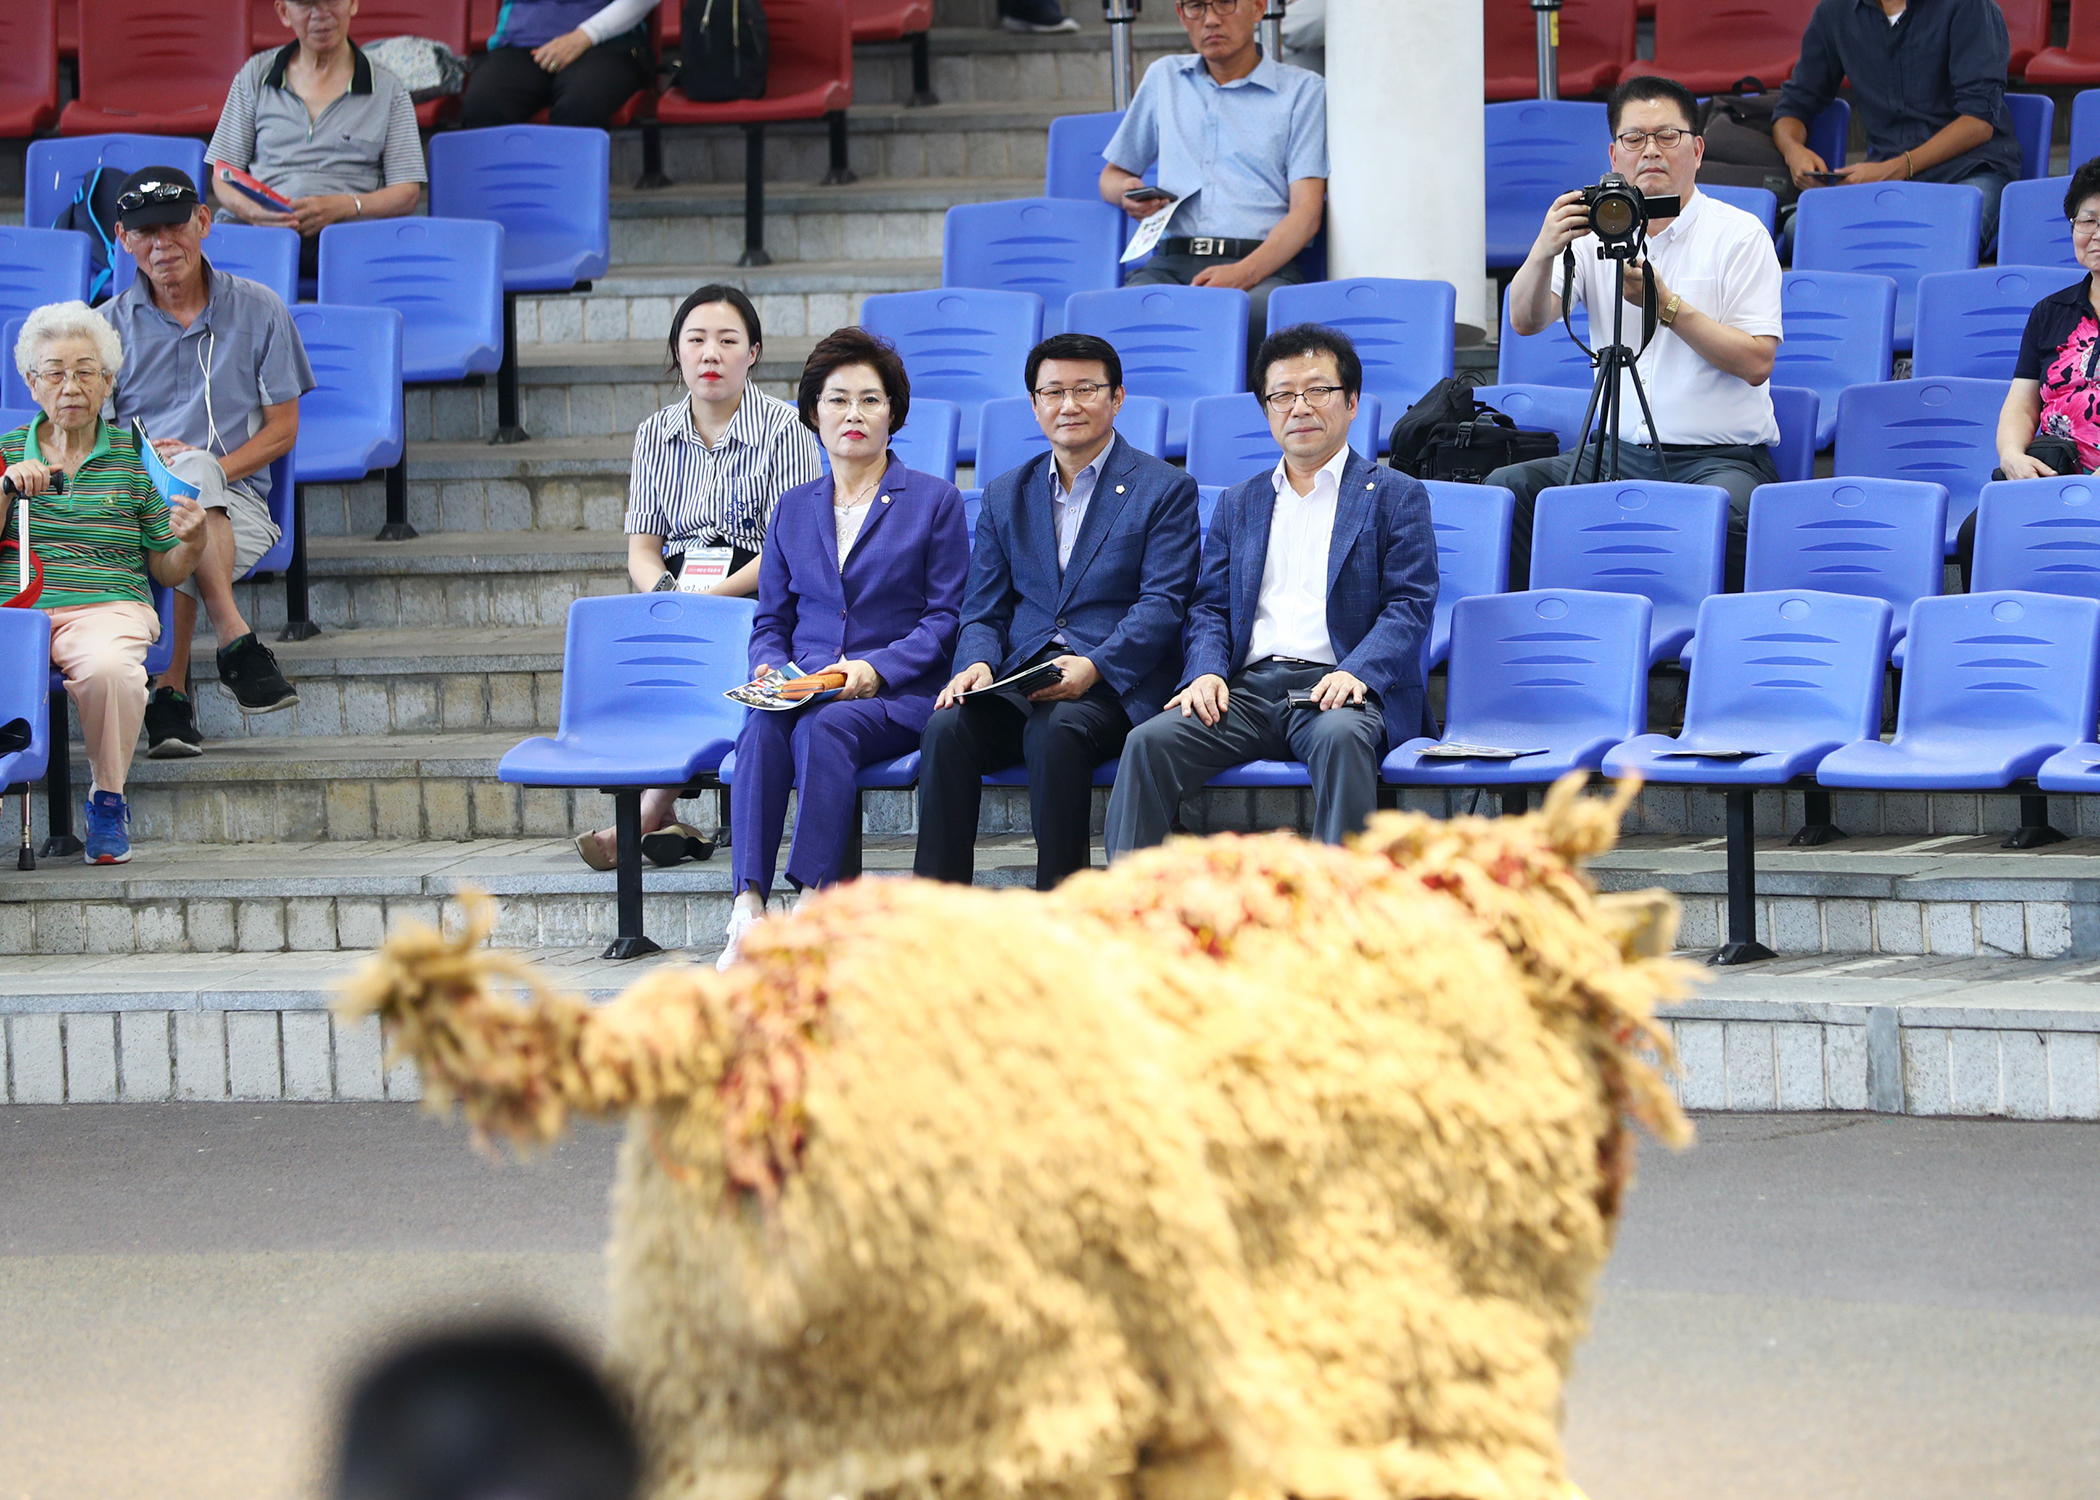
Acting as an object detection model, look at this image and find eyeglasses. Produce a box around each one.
[115,181,194,214]
[1613,127,1689,152]
[1260,385,1347,412]
[2074,213,2100,237]
[1176,0,1244,16]
[1031,382,1113,407]
[29,365,107,389]
[820,394,890,415]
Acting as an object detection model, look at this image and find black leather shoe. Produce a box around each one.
[641,823,717,867]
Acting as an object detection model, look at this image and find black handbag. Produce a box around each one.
[1389,379,1560,482]
[681,0,768,101]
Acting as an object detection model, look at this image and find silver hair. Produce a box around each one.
[14,300,124,381]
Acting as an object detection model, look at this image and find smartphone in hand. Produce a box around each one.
[1123,187,1174,205]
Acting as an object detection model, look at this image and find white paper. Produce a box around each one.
[677,545,735,593]
[1120,197,1181,264]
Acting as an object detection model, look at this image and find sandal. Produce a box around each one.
[641,822,716,867]
[573,829,617,871]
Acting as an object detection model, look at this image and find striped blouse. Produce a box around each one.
[1,420,178,610]
[624,389,824,554]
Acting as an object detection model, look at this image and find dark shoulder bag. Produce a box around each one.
[681,0,769,101]
[1697,81,1799,207]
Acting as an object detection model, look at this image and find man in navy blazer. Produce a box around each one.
[915,334,1201,889]
[1105,324,1438,855]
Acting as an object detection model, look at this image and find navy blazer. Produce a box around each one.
[954,434,1201,725]
[1184,449,1439,751]
[748,457,970,735]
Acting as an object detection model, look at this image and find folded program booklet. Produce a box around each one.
[131,420,200,505]
[1415,743,1549,760]
[215,163,292,213]
[958,660,1063,703]
[1654,747,1768,759]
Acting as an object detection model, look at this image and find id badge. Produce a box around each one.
[677,546,736,593]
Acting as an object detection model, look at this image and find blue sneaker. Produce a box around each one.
[82,789,131,865]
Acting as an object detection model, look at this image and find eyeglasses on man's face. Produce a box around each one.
[1031,382,1113,407]
[1260,385,1347,412]
[1176,0,1244,17]
[820,394,890,415]
[1613,127,1689,152]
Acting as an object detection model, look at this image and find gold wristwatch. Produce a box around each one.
[1658,293,1683,328]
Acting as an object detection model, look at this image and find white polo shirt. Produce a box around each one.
[1248,443,1347,667]
[1560,188,1783,447]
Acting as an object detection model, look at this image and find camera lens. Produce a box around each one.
[1592,193,1637,239]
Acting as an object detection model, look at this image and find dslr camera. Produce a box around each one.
[1579,172,1680,250]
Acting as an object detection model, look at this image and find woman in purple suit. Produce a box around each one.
[718,328,971,969]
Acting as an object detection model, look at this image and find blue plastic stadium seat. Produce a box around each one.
[1971,476,2100,601]
[24,136,208,237]
[2072,89,2100,169]
[1832,377,2006,554]
[111,222,301,309]
[1769,385,1820,482]
[860,287,1043,467]
[0,610,53,798]
[1182,391,1383,488]
[971,392,1168,482]
[1607,590,1892,784]
[1912,265,2084,381]
[1496,295,1593,389]
[1383,588,1651,787]
[717,748,921,790]
[1997,177,2076,271]
[1701,183,1778,237]
[318,217,504,382]
[1742,477,1945,666]
[1264,278,1457,445]
[2004,92,2055,182]
[0,406,37,434]
[1469,382,1592,452]
[1196,484,1223,538]
[889,397,959,484]
[0,227,90,324]
[1808,98,1851,172]
[242,453,299,583]
[1791,181,1984,351]
[1207,760,1310,788]
[1774,270,1897,450]
[1045,109,1153,199]
[1483,100,1611,270]
[428,126,609,291]
[1817,591,2100,789]
[941,197,1123,337]
[1064,284,1249,458]
[0,318,25,410]
[289,305,406,482]
[1530,480,1729,664]
[1422,481,1514,671]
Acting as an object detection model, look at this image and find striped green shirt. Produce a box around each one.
[1,418,177,610]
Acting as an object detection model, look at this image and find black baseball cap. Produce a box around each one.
[114,166,202,228]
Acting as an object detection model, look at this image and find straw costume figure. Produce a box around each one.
[341,773,1694,1500]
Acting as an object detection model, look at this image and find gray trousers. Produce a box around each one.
[1103,658,1384,858]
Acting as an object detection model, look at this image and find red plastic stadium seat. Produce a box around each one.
[1484,0,1635,100]
[851,0,934,39]
[471,0,500,49]
[62,0,250,136]
[655,0,852,125]
[57,0,76,57]
[2026,0,2100,83]
[251,0,472,124]
[0,0,61,138]
[2001,0,2052,76]
[1649,0,1819,93]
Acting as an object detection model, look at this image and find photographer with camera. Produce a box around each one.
[1488,75,1784,591]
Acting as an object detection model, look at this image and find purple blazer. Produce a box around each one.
[747,456,970,734]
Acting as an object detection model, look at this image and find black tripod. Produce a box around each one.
[1562,236,1670,485]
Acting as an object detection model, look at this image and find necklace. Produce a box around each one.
[835,470,880,510]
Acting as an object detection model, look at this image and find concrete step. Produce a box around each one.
[848,24,1189,110]
[233,528,627,633]
[605,174,1037,271]
[516,257,939,351]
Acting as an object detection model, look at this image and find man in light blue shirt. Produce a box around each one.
[1099,0,1328,356]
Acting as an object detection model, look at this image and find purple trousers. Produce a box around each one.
[730,697,920,897]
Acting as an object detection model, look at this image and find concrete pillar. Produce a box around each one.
[1325,0,1489,340]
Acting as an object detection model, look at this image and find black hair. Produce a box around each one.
[2066,157,2100,220]
[1606,74,1700,137]
[797,326,912,434]
[1023,332,1123,393]
[1253,323,1362,399]
[665,284,763,375]
[331,1325,638,1500]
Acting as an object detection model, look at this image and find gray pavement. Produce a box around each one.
[5,1106,2099,1498]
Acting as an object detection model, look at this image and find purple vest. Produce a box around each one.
[492,0,604,50]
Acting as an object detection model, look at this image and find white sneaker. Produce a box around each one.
[1000,14,1080,32]
[716,902,766,971]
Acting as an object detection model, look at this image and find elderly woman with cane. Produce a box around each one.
[2,303,205,864]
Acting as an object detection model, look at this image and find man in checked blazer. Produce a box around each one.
[1105,324,1439,855]
[914,333,1201,890]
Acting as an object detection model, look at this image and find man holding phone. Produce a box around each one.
[1097,0,1328,361]
[1773,0,2020,250]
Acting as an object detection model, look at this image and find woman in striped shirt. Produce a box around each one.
[3,303,206,865]
[576,285,823,870]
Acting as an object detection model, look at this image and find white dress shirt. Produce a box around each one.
[1247,444,1347,668]
[1562,189,1784,447]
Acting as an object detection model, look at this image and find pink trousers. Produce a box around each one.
[45,600,158,796]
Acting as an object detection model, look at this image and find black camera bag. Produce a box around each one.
[1388,378,1559,482]
[681,0,768,101]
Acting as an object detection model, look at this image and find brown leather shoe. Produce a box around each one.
[573,829,617,871]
